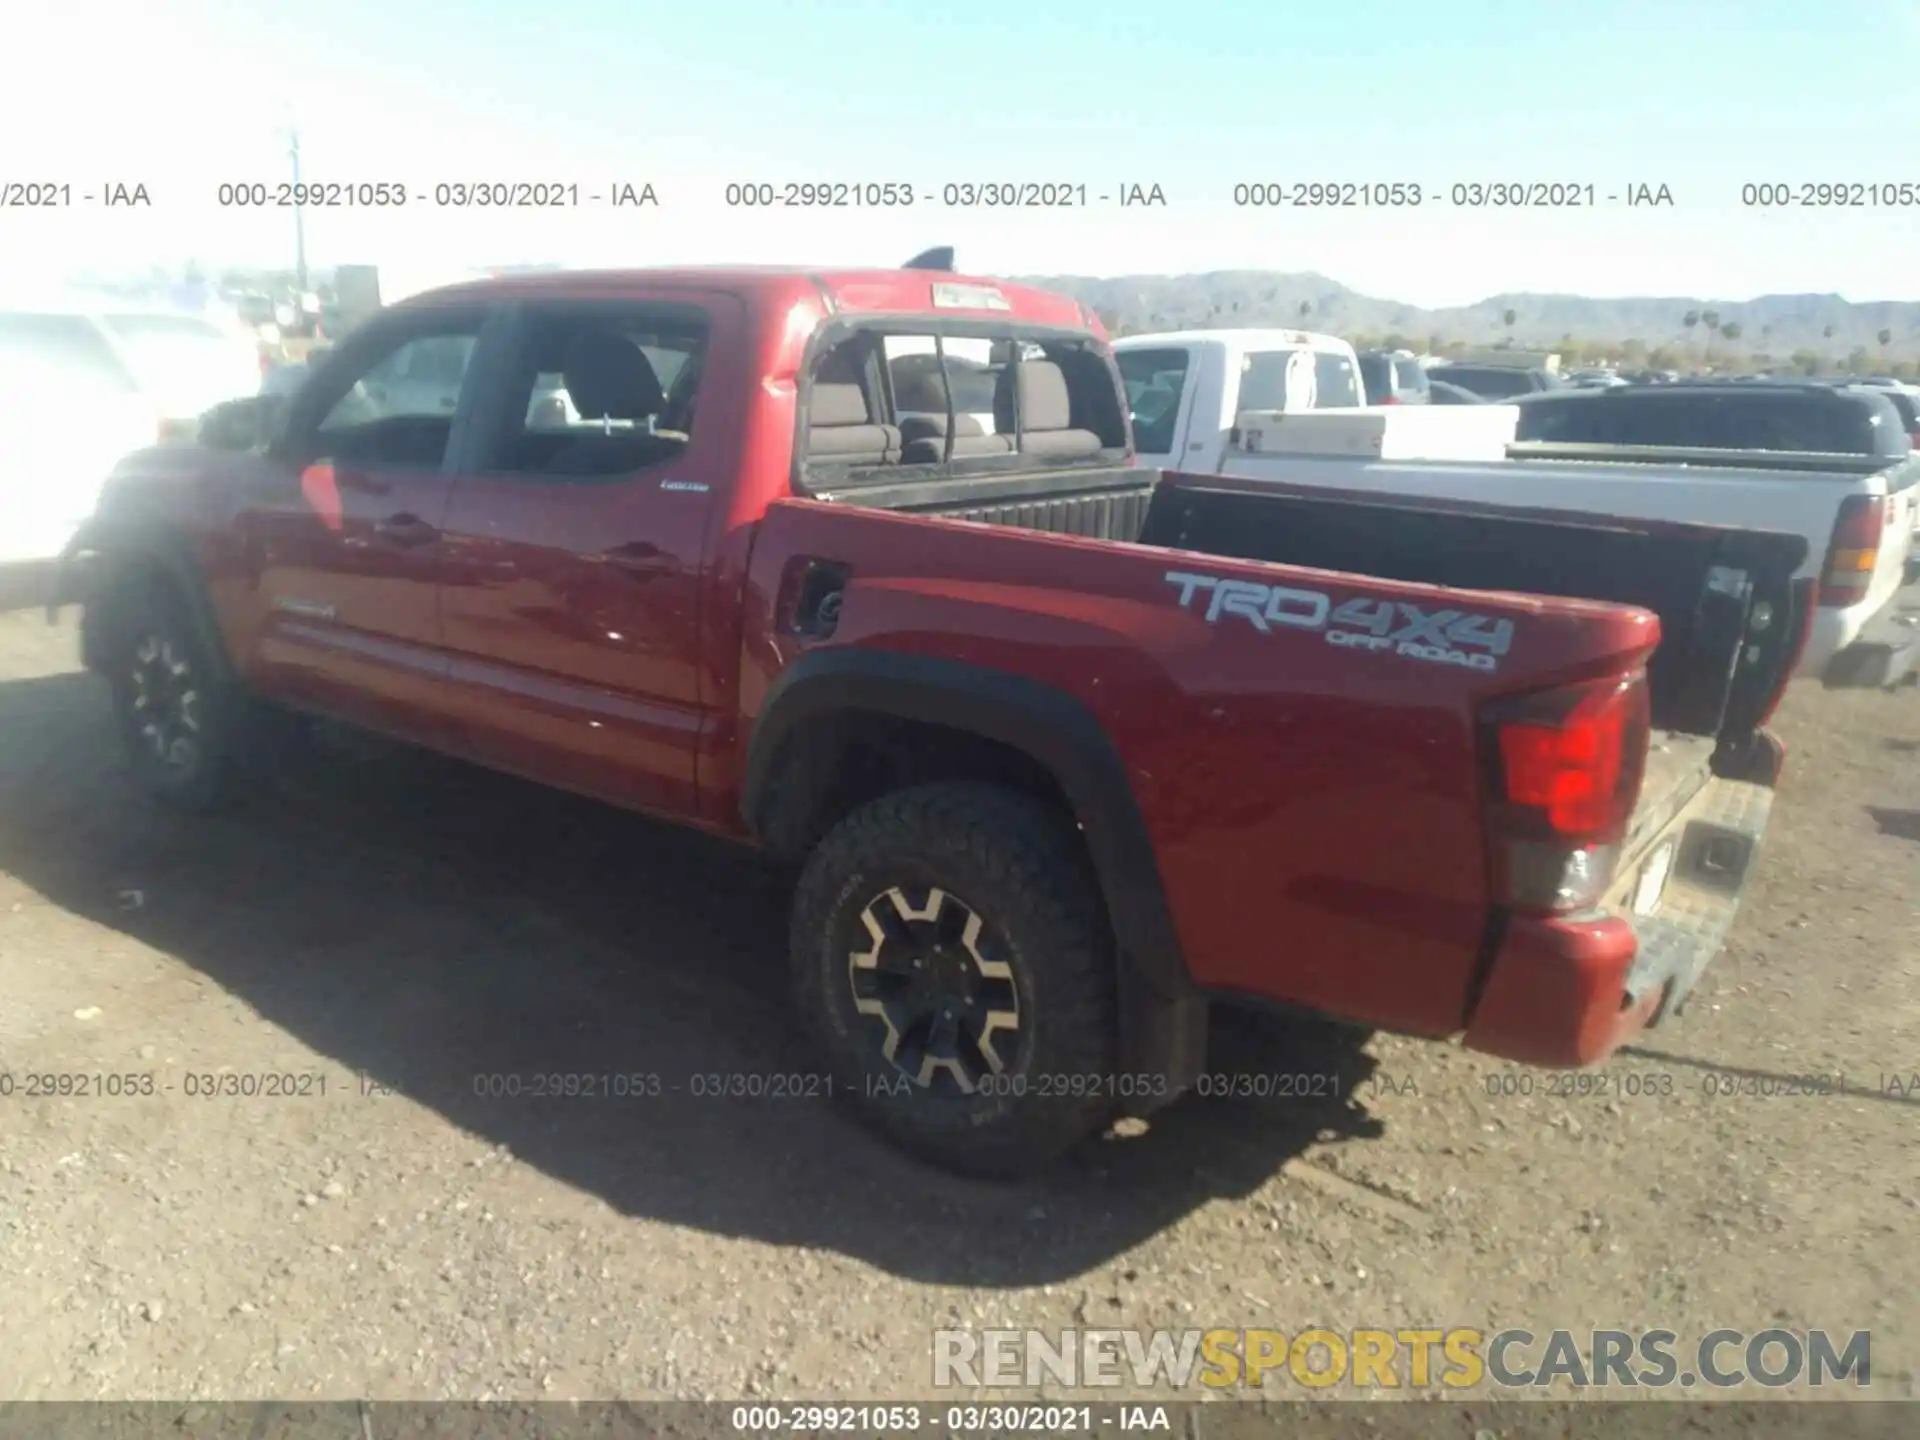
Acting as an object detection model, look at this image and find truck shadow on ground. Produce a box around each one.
[0,669,1385,1287]
[1865,804,1920,843]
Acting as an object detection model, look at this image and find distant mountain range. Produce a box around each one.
[1011,271,1920,359]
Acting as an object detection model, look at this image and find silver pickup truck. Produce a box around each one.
[1157,377,1920,688]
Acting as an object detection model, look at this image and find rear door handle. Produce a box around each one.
[601,541,672,578]
[374,512,440,548]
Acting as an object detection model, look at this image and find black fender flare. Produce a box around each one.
[60,519,236,685]
[743,648,1191,1000]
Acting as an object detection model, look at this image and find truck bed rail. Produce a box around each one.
[1506,441,1909,476]
[813,464,1154,541]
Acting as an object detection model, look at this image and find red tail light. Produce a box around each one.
[1481,673,1650,914]
[1380,394,1401,405]
[1908,430,1919,449]
[1818,494,1885,608]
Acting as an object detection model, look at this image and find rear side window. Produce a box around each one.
[0,312,136,391]
[481,302,710,478]
[1117,347,1191,453]
[1240,348,1362,411]
[1393,357,1430,395]
[1238,351,1296,411]
[1316,351,1362,406]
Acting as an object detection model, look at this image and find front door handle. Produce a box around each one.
[600,541,672,578]
[374,512,440,548]
[336,469,392,497]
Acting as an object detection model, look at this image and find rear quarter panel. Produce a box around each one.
[737,496,1658,1037]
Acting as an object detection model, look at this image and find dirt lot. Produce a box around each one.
[0,606,1915,1405]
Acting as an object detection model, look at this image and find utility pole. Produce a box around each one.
[289,127,308,292]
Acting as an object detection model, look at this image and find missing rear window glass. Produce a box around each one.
[799,323,1127,488]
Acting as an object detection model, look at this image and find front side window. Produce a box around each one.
[1117,347,1191,454]
[306,319,485,467]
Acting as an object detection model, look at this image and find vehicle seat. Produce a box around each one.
[994,360,1104,457]
[898,412,1014,464]
[806,348,900,464]
[659,348,703,434]
[545,332,669,475]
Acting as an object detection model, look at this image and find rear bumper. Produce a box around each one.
[1819,578,1920,688]
[1463,774,1773,1067]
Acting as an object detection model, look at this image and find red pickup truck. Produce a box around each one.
[56,262,1811,1176]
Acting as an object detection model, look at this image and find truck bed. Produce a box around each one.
[817,461,1808,745]
[756,459,1804,1049]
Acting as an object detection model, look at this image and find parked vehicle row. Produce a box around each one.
[1356,349,1432,405]
[45,256,1815,1179]
[1426,361,1561,399]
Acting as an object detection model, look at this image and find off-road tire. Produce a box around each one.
[790,781,1119,1177]
[98,575,276,812]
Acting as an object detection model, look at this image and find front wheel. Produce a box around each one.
[790,782,1119,1177]
[100,579,267,811]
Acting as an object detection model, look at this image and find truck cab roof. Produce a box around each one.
[1116,327,1354,354]
[399,266,1095,333]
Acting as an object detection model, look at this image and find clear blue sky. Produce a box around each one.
[9,0,1920,303]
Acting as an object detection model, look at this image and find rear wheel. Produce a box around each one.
[790,782,1118,1177]
[101,578,268,811]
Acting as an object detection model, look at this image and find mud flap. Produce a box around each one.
[1115,956,1207,1117]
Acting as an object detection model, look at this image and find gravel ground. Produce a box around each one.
[0,607,1915,1406]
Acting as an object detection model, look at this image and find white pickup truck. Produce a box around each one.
[955,327,1911,687]
[1114,328,1515,468]
[1175,397,1912,691]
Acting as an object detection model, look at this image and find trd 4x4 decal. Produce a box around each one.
[1165,570,1515,674]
